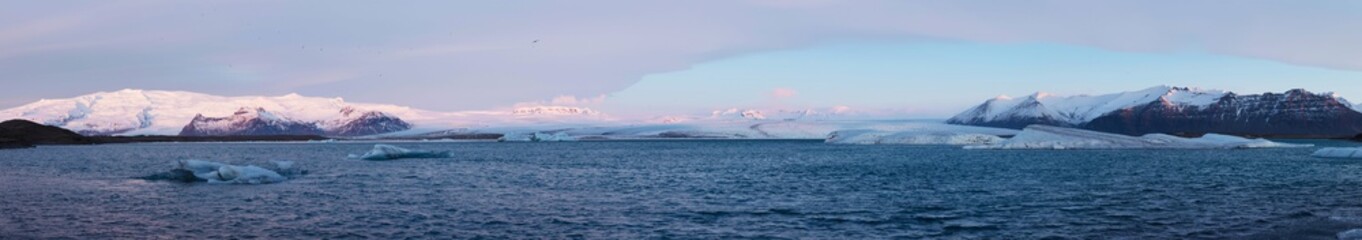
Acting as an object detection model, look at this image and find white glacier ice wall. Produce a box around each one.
[965,125,1312,150]
[826,129,1004,145]
[497,132,576,142]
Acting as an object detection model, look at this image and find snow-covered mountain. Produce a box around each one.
[180,108,325,136]
[0,89,423,136]
[322,107,413,136]
[949,86,1362,137]
[178,107,413,136]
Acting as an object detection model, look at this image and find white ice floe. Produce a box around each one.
[1339,228,1362,240]
[174,160,291,184]
[497,132,576,142]
[349,144,452,160]
[1312,147,1362,159]
[825,129,1004,145]
[965,125,1312,150]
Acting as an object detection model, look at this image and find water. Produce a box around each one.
[2,140,1362,239]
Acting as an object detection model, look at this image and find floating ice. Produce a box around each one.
[965,125,1312,150]
[1312,147,1362,159]
[825,129,1003,145]
[349,144,452,160]
[139,160,292,184]
[498,132,576,142]
[1340,229,1362,240]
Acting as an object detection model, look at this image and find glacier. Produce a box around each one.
[965,125,1312,150]
[498,132,577,142]
[1312,147,1362,159]
[825,130,1005,145]
[349,144,452,160]
[139,160,292,184]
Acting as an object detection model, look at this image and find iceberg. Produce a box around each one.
[349,144,452,160]
[826,129,1003,145]
[965,125,1312,150]
[1341,229,1362,240]
[139,160,292,184]
[497,132,576,142]
[1312,147,1362,159]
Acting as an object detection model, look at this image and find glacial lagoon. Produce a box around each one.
[2,140,1362,239]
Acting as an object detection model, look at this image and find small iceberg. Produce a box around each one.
[1341,229,1362,240]
[348,144,452,160]
[139,160,294,184]
[1312,147,1362,159]
[965,125,1312,150]
[497,132,576,142]
[826,129,1003,145]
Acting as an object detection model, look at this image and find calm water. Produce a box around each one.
[2,140,1362,239]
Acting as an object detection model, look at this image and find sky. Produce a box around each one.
[2,0,1361,117]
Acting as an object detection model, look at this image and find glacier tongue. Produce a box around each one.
[825,129,1004,145]
[497,132,576,142]
[965,125,1311,150]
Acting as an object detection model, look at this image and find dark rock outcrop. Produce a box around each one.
[0,138,33,149]
[178,107,411,137]
[950,87,1362,138]
[324,107,411,136]
[179,108,324,136]
[1084,89,1362,138]
[0,119,93,145]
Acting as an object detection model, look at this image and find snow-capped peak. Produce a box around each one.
[950,86,1231,126]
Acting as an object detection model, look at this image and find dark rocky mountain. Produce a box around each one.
[950,87,1362,138]
[0,138,30,149]
[1084,89,1362,137]
[0,119,93,147]
[179,108,325,136]
[179,107,411,137]
[323,107,412,136]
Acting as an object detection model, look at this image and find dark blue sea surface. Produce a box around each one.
[2,140,1362,239]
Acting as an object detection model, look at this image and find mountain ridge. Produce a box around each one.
[949,86,1362,138]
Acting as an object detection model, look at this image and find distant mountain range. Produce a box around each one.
[179,107,411,136]
[948,86,1362,138]
[4,87,1362,139]
[0,89,616,137]
[0,89,424,136]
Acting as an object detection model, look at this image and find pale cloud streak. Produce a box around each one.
[0,0,1359,112]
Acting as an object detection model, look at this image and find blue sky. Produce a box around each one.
[2,1,1360,117]
[604,41,1362,117]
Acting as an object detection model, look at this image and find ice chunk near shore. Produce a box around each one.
[826,129,1004,145]
[965,125,1312,150]
[139,160,292,184]
[1340,229,1362,240]
[348,144,452,160]
[497,132,576,142]
[1313,147,1362,159]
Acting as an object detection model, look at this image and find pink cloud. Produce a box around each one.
[770,88,798,99]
